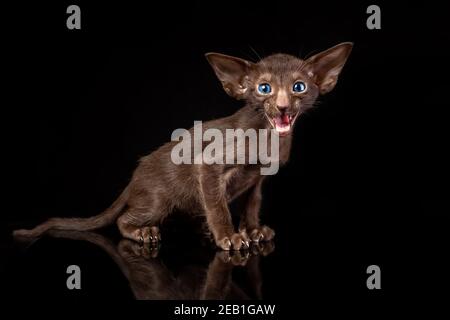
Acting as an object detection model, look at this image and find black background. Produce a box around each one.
[1,0,449,308]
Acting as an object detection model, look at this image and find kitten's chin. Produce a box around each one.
[265,113,298,137]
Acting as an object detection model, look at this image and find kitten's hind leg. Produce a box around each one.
[117,209,161,244]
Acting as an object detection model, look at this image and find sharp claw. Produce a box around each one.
[252,234,262,243]
[218,238,232,251]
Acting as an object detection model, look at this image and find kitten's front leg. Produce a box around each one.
[200,171,249,251]
[239,178,275,242]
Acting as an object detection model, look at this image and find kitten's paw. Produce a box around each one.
[216,237,232,250]
[136,226,161,244]
[149,226,161,243]
[230,232,250,250]
[249,226,276,242]
[217,232,250,251]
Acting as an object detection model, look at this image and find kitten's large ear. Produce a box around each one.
[304,42,353,94]
[205,53,254,100]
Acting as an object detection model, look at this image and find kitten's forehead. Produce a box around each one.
[256,54,306,76]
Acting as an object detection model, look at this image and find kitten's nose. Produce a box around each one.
[277,105,289,112]
[276,89,290,110]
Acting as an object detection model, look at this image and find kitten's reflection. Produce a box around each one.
[45,230,274,300]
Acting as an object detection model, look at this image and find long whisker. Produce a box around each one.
[295,59,308,73]
[249,45,267,68]
[249,45,262,60]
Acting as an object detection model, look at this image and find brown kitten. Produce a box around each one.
[13,43,353,250]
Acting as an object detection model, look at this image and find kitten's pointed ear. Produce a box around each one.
[205,53,254,100]
[304,42,353,94]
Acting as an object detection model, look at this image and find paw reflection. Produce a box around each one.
[216,250,250,266]
[251,240,275,256]
[39,230,274,300]
[118,239,160,259]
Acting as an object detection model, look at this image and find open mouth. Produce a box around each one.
[266,112,299,136]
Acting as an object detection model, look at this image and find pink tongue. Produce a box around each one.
[274,114,290,128]
[281,114,289,124]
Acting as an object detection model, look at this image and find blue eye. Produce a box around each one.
[293,81,306,93]
[258,83,272,94]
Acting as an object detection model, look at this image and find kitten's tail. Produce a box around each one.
[13,185,130,239]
